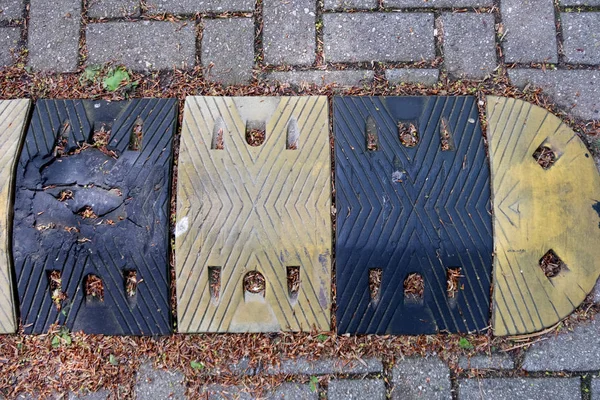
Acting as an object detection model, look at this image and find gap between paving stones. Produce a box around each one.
[0,65,599,399]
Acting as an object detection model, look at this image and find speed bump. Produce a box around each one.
[13,99,176,335]
[0,99,31,334]
[335,96,493,334]
[487,96,600,336]
[176,96,331,333]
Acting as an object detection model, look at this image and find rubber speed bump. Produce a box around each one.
[13,99,176,335]
[0,100,31,334]
[335,96,493,334]
[487,96,600,336]
[176,96,331,333]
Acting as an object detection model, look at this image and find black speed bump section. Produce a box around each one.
[13,99,176,335]
[334,96,493,334]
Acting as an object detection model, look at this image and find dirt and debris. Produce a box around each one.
[124,270,140,297]
[539,250,564,278]
[533,145,556,169]
[208,267,221,300]
[243,271,266,294]
[447,268,463,298]
[48,271,66,311]
[440,117,452,151]
[246,128,265,146]
[368,268,382,300]
[287,266,300,298]
[85,275,104,301]
[404,273,425,301]
[398,122,419,147]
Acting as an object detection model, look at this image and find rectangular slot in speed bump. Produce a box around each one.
[176,96,331,333]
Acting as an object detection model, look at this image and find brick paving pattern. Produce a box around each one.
[2,0,600,398]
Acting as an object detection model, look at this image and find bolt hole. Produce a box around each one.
[366,116,378,151]
[398,121,419,148]
[368,268,382,302]
[286,118,299,150]
[539,249,565,278]
[404,273,424,303]
[446,267,463,298]
[47,270,66,311]
[129,117,143,151]
[243,271,265,296]
[533,145,556,169]
[208,266,221,301]
[84,274,104,302]
[440,117,453,151]
[124,270,139,297]
[211,117,225,150]
[246,120,266,147]
[287,266,300,300]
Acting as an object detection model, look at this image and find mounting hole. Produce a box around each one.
[439,117,453,151]
[124,270,139,297]
[369,268,382,302]
[398,121,419,148]
[287,266,300,300]
[532,145,556,169]
[404,273,424,303]
[246,120,266,147]
[208,266,221,301]
[446,267,463,299]
[84,274,104,302]
[244,271,265,295]
[47,270,66,311]
[539,249,565,278]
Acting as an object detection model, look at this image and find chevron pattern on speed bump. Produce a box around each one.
[0,100,31,334]
[176,96,331,333]
[487,96,600,336]
[13,99,176,335]
[335,96,493,334]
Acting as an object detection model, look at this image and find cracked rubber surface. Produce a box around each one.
[487,96,600,336]
[0,99,31,334]
[334,96,492,334]
[176,96,331,333]
[13,99,176,335]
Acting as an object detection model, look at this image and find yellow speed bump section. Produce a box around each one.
[0,99,30,334]
[487,96,600,336]
[176,96,331,333]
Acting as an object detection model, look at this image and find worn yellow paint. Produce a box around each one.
[176,96,331,333]
[0,99,30,334]
[487,96,600,336]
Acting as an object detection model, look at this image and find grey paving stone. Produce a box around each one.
[442,12,496,79]
[68,390,110,400]
[87,0,141,18]
[521,317,600,371]
[135,362,185,400]
[509,69,600,120]
[384,0,492,6]
[28,0,81,72]
[269,383,317,400]
[0,27,20,66]
[86,21,195,70]
[265,357,383,375]
[263,0,315,66]
[266,70,374,87]
[324,0,378,10]
[458,378,581,400]
[200,386,253,400]
[385,68,439,85]
[391,357,451,400]
[562,13,600,65]
[561,0,600,5]
[145,0,254,13]
[592,377,600,399]
[323,13,435,63]
[202,17,254,85]
[457,354,514,370]
[328,380,386,400]
[0,0,22,20]
[501,0,558,64]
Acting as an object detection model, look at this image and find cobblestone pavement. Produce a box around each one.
[1,0,600,398]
